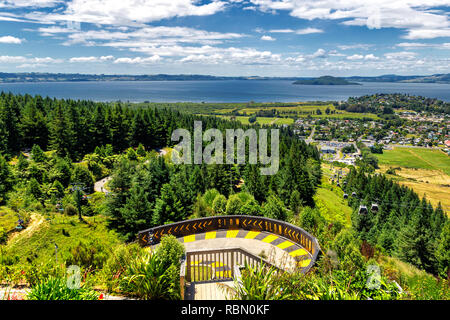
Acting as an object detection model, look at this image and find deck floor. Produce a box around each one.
[185,281,235,300]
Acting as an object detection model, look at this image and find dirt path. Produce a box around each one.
[8,213,45,244]
[94,176,113,193]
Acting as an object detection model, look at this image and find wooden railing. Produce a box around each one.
[184,247,279,283]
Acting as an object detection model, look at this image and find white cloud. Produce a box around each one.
[169,46,282,65]
[69,55,114,62]
[261,35,275,41]
[384,51,417,60]
[269,29,294,33]
[0,0,61,8]
[249,0,450,39]
[295,28,323,35]
[347,54,364,60]
[310,48,327,58]
[397,42,450,49]
[268,27,323,35]
[114,55,162,64]
[364,54,378,61]
[403,28,450,40]
[0,55,62,64]
[34,0,227,25]
[38,25,244,48]
[0,36,23,44]
[347,53,379,60]
[338,44,373,50]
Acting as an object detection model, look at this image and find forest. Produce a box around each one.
[0,92,448,300]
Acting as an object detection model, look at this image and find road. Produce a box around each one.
[305,126,316,144]
[94,148,168,194]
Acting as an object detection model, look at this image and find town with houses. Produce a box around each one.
[293,110,450,165]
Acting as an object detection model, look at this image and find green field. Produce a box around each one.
[376,148,450,176]
[218,103,379,120]
[214,115,294,126]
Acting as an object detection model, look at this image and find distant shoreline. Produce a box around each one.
[0,72,449,84]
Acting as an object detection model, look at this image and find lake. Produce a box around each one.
[1,80,450,102]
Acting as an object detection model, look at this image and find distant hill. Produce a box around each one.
[0,72,449,83]
[293,76,361,85]
[346,73,450,83]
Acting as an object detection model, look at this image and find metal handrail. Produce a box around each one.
[184,247,280,283]
[139,215,321,274]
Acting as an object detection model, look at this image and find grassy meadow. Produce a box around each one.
[376,148,450,214]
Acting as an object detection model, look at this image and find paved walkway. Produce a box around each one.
[178,229,312,272]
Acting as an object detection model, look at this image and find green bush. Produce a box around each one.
[119,251,179,300]
[157,235,185,269]
[64,204,77,216]
[203,189,220,207]
[0,227,7,245]
[22,262,65,286]
[212,194,227,215]
[66,239,109,271]
[118,235,184,300]
[102,243,144,292]
[27,276,100,300]
[227,262,290,300]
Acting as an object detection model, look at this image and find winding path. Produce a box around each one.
[93,148,168,194]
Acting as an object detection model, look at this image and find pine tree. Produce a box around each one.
[49,103,75,158]
[262,194,287,221]
[152,183,185,226]
[20,101,48,149]
[0,155,13,204]
[119,180,154,240]
[0,98,21,153]
[31,144,47,163]
[435,219,450,279]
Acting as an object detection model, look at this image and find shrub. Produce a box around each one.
[157,235,185,269]
[117,235,184,299]
[212,194,227,215]
[226,262,289,300]
[64,204,77,216]
[203,189,220,207]
[66,239,109,271]
[102,243,144,293]
[22,262,65,286]
[27,276,100,300]
[119,251,179,300]
[0,227,7,245]
[225,194,242,215]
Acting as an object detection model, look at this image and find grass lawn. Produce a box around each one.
[214,115,294,126]
[376,147,450,176]
[314,169,353,227]
[0,207,20,232]
[380,165,450,215]
[377,148,450,214]
[215,103,379,120]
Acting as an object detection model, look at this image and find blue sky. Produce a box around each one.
[0,0,449,76]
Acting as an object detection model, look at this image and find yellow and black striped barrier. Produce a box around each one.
[138,215,321,273]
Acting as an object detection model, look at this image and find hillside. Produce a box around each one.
[293,76,361,85]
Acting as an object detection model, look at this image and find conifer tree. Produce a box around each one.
[152,183,185,226]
